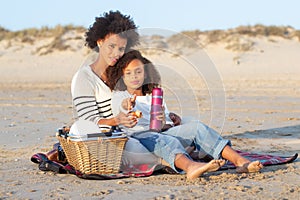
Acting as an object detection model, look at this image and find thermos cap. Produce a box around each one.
[151,87,163,105]
[152,88,163,96]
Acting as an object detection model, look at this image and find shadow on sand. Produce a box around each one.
[224,125,299,167]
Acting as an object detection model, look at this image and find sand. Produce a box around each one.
[0,33,300,199]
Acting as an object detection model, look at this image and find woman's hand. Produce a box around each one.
[156,106,166,130]
[161,112,181,131]
[115,112,137,128]
[169,112,181,126]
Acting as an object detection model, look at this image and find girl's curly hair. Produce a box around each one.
[85,10,139,51]
[106,50,161,95]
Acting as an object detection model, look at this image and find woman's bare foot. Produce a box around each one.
[236,160,263,173]
[186,159,225,180]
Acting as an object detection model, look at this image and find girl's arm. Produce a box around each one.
[111,91,138,127]
[111,91,132,115]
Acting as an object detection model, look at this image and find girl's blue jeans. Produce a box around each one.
[131,119,231,172]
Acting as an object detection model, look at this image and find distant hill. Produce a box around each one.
[0,24,299,56]
[1,24,300,84]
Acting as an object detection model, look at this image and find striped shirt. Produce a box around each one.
[71,64,112,131]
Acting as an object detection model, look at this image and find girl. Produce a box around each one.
[109,50,263,176]
[110,50,226,179]
[110,50,172,134]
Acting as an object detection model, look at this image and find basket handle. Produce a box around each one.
[57,127,69,139]
[87,132,112,138]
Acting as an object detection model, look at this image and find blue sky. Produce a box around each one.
[1,0,300,32]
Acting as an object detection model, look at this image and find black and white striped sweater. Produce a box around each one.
[71,65,112,131]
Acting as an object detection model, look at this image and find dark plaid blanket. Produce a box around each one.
[220,150,298,170]
[31,149,298,180]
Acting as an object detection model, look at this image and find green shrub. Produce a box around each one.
[180,30,202,40]
[167,32,200,49]
[0,24,85,42]
[205,29,228,43]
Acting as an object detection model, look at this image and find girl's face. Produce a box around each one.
[98,34,127,66]
[122,59,145,94]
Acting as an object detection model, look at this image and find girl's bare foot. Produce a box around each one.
[221,145,263,174]
[186,159,225,180]
[236,160,263,173]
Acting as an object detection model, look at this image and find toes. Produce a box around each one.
[206,159,224,172]
[219,159,226,167]
[236,160,263,173]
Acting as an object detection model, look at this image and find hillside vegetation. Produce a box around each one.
[1,24,299,56]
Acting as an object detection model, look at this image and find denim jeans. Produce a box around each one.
[131,131,188,172]
[162,119,231,159]
[123,119,231,172]
[127,119,231,172]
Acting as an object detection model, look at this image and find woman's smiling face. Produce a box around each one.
[122,59,145,94]
[99,34,127,66]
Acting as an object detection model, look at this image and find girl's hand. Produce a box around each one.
[121,94,137,111]
[115,112,137,128]
[169,112,181,126]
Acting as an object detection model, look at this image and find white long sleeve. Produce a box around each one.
[111,90,173,134]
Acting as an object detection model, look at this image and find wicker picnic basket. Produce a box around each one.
[56,128,128,175]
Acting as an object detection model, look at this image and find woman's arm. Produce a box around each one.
[162,100,181,126]
[98,112,137,128]
[71,70,109,124]
[169,112,181,126]
[71,68,137,129]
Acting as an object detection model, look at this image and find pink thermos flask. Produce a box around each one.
[150,87,163,132]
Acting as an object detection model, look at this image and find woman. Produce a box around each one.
[108,49,264,174]
[71,10,139,130]
[71,10,162,172]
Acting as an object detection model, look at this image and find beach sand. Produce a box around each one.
[0,34,299,199]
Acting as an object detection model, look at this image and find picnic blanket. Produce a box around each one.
[31,152,157,179]
[31,146,298,179]
[220,150,298,170]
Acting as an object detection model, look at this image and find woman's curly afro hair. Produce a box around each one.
[85,10,139,51]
